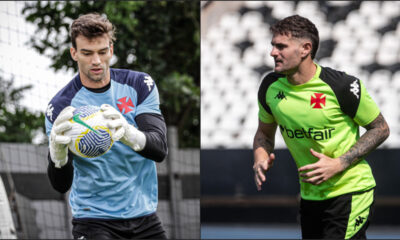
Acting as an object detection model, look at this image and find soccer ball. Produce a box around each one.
[64,105,114,158]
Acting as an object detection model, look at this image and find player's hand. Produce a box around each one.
[298,148,345,185]
[100,104,146,151]
[253,153,275,191]
[49,106,75,168]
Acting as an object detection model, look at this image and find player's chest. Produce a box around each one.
[267,86,341,125]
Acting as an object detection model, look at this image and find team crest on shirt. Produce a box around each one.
[310,93,326,109]
[117,97,135,114]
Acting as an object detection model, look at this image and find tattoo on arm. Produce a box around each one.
[254,131,274,154]
[340,113,390,169]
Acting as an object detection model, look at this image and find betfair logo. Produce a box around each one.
[275,91,287,100]
[279,125,335,140]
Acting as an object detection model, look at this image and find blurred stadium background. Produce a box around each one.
[0,1,199,239]
[201,1,400,239]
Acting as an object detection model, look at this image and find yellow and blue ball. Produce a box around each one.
[65,105,113,158]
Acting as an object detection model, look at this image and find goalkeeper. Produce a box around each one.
[45,13,167,239]
[254,15,390,239]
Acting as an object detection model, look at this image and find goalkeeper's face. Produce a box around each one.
[270,33,308,75]
[70,34,114,83]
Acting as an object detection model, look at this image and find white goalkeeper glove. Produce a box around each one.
[100,104,146,151]
[49,106,75,168]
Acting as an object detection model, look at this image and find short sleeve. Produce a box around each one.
[258,101,275,123]
[257,72,281,124]
[319,66,380,124]
[136,84,161,116]
[353,80,380,126]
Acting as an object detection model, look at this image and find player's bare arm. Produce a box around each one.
[253,120,277,190]
[339,113,389,168]
[254,122,275,154]
[299,113,390,185]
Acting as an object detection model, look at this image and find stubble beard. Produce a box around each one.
[85,66,106,82]
[275,61,298,75]
[274,64,286,74]
[88,72,104,82]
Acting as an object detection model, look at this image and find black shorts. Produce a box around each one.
[300,188,374,239]
[72,213,167,239]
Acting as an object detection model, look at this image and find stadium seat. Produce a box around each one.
[368,14,390,30]
[368,70,391,98]
[381,32,400,53]
[248,25,270,44]
[240,11,264,31]
[219,50,241,69]
[359,33,380,52]
[376,50,397,66]
[396,23,400,37]
[226,24,247,43]
[359,1,380,17]
[381,1,400,18]
[392,71,400,93]
[243,1,264,8]
[332,21,353,40]
[219,12,240,32]
[346,11,367,29]
[271,1,295,19]
[242,48,264,69]
[331,47,353,65]
[353,47,375,66]
[318,22,333,41]
[296,2,319,19]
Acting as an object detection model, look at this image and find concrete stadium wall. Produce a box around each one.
[201,148,400,225]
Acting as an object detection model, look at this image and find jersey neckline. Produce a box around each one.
[84,80,111,93]
[282,63,321,88]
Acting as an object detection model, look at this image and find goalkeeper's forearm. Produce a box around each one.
[47,151,74,193]
[135,113,168,162]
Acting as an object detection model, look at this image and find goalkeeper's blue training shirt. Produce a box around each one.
[45,68,161,219]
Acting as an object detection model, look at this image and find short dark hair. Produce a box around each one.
[70,13,116,49]
[270,15,319,59]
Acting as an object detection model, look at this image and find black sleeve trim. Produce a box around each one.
[47,151,74,193]
[135,113,168,162]
[319,66,361,119]
[258,72,283,115]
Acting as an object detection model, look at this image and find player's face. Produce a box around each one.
[270,33,304,74]
[70,34,113,83]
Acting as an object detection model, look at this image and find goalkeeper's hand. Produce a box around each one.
[49,106,75,168]
[100,104,146,151]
